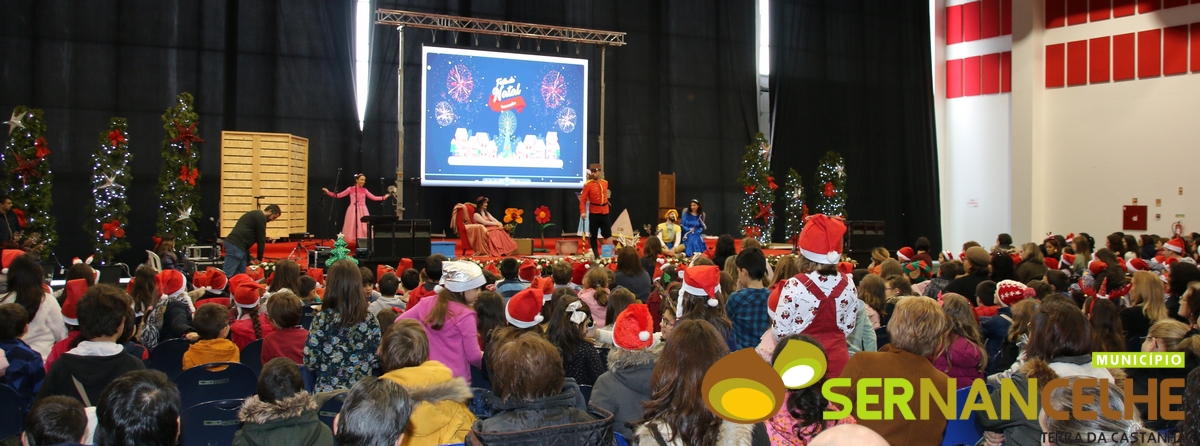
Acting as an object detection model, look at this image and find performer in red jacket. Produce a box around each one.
[579,165,611,254]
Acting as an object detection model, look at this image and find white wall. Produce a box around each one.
[942,94,1013,249]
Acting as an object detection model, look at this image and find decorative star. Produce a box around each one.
[792,186,803,201]
[175,206,192,222]
[171,122,205,153]
[97,173,121,190]
[835,164,845,178]
[8,151,40,186]
[4,109,24,135]
[755,201,773,221]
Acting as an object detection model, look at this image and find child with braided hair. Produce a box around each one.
[230,281,275,350]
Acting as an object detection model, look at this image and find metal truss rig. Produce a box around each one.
[375,9,626,47]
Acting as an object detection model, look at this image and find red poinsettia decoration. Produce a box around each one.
[9,152,41,186]
[178,165,199,186]
[102,220,125,239]
[535,205,551,225]
[34,137,50,160]
[11,209,26,228]
[823,182,835,198]
[744,225,762,238]
[744,185,756,195]
[767,176,778,191]
[108,129,126,147]
[171,121,205,153]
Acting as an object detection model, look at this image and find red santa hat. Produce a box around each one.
[1166,237,1186,254]
[996,279,1034,307]
[518,259,538,282]
[376,265,396,282]
[798,215,846,265]
[1009,253,1022,266]
[505,288,544,328]
[485,263,500,277]
[233,281,264,309]
[246,265,265,282]
[398,258,414,271]
[307,268,325,285]
[155,269,186,297]
[675,265,721,318]
[612,303,655,351]
[837,262,854,275]
[896,247,915,262]
[192,270,211,289]
[0,250,22,274]
[207,268,228,291]
[571,262,589,286]
[1066,233,1075,244]
[531,276,555,301]
[1089,259,1108,276]
[1044,257,1060,271]
[1062,253,1076,267]
[942,250,955,262]
[1126,258,1150,273]
[61,278,88,325]
[228,273,254,293]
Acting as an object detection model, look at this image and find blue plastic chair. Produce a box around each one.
[615,432,629,446]
[0,384,22,440]
[940,386,987,446]
[301,306,315,330]
[180,398,244,446]
[239,339,264,377]
[579,384,593,403]
[174,362,259,410]
[318,392,348,430]
[145,338,192,379]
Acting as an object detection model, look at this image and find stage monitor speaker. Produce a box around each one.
[845,220,885,252]
[372,232,414,258]
[411,220,432,257]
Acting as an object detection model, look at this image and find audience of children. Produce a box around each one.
[577,266,610,329]
[407,254,447,310]
[725,247,772,351]
[765,334,856,444]
[94,370,181,446]
[1,253,66,359]
[332,376,414,446]
[367,271,406,315]
[37,284,145,406]
[262,291,308,364]
[590,303,661,439]
[140,268,196,349]
[304,259,381,392]
[397,260,484,384]
[547,295,606,387]
[379,318,476,445]
[494,257,528,299]
[0,302,44,418]
[230,280,276,349]
[22,395,90,446]
[933,293,987,388]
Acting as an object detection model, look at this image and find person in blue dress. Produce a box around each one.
[677,199,707,257]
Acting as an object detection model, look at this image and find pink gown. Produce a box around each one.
[326,186,386,240]
[473,211,518,256]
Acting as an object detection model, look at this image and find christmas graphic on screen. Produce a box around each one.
[421,46,588,188]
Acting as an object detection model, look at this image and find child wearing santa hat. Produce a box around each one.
[674,264,739,352]
[139,269,197,350]
[589,303,661,439]
[230,281,275,350]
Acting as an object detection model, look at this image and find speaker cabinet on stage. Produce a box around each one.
[363,218,432,260]
[412,220,431,258]
[845,220,885,266]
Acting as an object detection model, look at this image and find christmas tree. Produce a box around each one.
[2,106,55,257]
[89,118,133,263]
[782,168,807,246]
[157,93,204,246]
[813,151,847,217]
[738,133,777,243]
[326,233,358,267]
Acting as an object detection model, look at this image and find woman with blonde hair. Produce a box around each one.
[867,247,889,276]
[1120,271,1171,352]
[934,294,986,388]
[1129,319,1199,431]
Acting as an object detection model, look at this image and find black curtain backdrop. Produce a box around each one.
[363,0,758,242]
[1,0,362,268]
[769,0,941,251]
[0,0,758,268]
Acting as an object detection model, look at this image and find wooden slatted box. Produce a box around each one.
[221,131,308,240]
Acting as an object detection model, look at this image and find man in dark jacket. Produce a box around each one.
[0,195,21,242]
[223,205,281,277]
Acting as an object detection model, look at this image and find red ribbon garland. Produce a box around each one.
[171,122,205,153]
[108,129,126,147]
[102,220,125,239]
[178,165,199,186]
[34,138,50,160]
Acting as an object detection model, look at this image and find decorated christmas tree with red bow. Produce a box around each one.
[782,168,807,246]
[813,151,847,217]
[738,133,776,243]
[2,105,55,257]
[157,93,204,246]
[90,117,133,263]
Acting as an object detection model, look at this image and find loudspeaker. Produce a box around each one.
[373,232,413,258]
[411,220,431,257]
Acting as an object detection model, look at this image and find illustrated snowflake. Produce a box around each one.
[556,107,577,133]
[446,65,474,103]
[541,71,567,109]
[434,101,455,127]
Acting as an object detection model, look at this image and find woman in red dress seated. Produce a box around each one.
[473,197,517,256]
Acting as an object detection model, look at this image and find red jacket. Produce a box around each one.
[579,179,610,215]
[230,314,276,350]
[261,327,308,365]
[407,283,438,310]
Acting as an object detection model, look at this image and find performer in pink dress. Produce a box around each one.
[473,197,518,256]
[322,174,389,240]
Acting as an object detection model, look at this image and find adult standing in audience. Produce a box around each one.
[0,196,21,243]
[223,204,281,277]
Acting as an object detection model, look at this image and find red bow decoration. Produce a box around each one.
[744,185,756,195]
[108,129,126,147]
[12,208,26,228]
[9,152,41,186]
[755,201,773,221]
[34,138,50,160]
[767,176,778,191]
[744,225,762,238]
[171,122,205,153]
[152,236,163,249]
[102,220,125,239]
[179,165,199,186]
[823,182,835,198]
